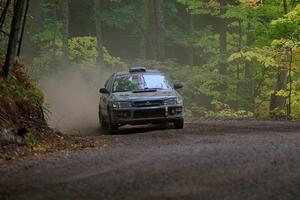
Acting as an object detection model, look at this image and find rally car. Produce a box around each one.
[98,67,184,133]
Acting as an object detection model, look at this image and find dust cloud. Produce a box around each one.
[39,66,110,135]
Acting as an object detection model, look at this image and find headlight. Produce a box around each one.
[176,97,183,104]
[164,97,182,105]
[112,101,132,108]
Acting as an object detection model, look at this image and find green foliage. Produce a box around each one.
[201,100,254,119]
[68,36,127,70]
[228,47,278,68]
[291,91,300,119]
[269,5,300,49]
[1,71,44,107]
[31,19,63,75]
[132,1,300,119]
[69,37,97,63]
[32,19,63,46]
[27,132,38,146]
[103,47,128,70]
[177,0,221,15]
[25,0,300,119]
[27,83,44,106]
[101,4,140,30]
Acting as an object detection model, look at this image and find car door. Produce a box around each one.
[100,75,114,117]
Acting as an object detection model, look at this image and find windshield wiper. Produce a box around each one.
[113,89,131,93]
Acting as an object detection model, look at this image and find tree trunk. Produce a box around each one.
[269,0,289,114]
[94,0,104,66]
[139,34,147,60]
[3,0,26,79]
[216,0,228,102]
[154,0,165,60]
[219,0,227,75]
[0,0,11,30]
[17,0,30,57]
[283,0,288,14]
[270,66,288,111]
[51,3,57,66]
[148,0,157,60]
[21,0,43,65]
[244,22,255,111]
[62,0,69,66]
[287,48,292,117]
[235,20,242,109]
[148,0,165,60]
[188,14,194,66]
[139,0,147,60]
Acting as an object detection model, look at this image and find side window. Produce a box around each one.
[104,79,109,89]
[105,75,114,92]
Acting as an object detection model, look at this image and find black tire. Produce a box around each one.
[108,110,118,134]
[98,111,108,130]
[174,118,184,129]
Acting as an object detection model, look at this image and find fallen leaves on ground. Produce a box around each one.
[0,131,108,164]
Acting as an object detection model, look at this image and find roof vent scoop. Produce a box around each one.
[129,67,146,73]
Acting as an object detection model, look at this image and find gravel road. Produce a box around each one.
[1,121,300,200]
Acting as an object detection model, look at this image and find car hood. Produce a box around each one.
[112,89,180,101]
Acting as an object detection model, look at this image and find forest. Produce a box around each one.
[1,0,300,120]
[2,1,300,198]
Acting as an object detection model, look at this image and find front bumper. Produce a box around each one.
[111,105,183,125]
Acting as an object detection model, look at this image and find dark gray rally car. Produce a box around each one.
[98,67,184,133]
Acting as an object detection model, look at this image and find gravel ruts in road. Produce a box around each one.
[1,121,300,200]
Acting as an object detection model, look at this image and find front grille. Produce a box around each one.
[133,100,163,107]
[133,109,165,118]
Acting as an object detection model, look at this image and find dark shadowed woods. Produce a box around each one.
[1,0,300,158]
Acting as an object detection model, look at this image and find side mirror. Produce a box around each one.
[99,88,109,94]
[174,83,183,90]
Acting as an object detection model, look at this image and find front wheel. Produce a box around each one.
[174,118,184,129]
[108,110,118,134]
[99,111,108,130]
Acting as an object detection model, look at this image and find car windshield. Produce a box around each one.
[112,73,172,93]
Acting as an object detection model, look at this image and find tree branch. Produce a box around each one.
[0,0,11,29]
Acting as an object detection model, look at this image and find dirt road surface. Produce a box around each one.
[1,121,300,200]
